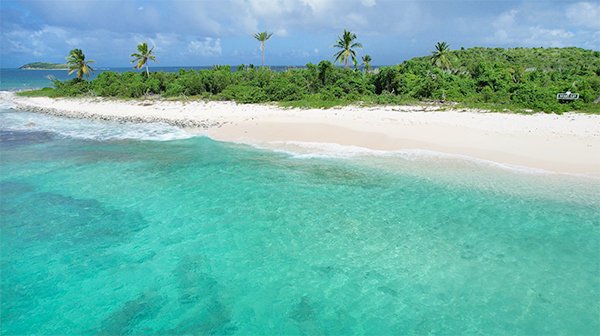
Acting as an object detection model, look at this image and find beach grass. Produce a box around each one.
[16,88,58,98]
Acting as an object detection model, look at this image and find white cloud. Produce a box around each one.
[301,0,333,14]
[2,0,598,67]
[489,8,577,47]
[0,22,225,65]
[1,25,70,57]
[346,13,368,28]
[524,27,575,47]
[65,38,82,48]
[275,28,288,37]
[361,0,376,7]
[566,2,600,29]
[188,38,222,56]
[494,9,518,27]
[10,0,425,42]
[152,33,180,52]
[169,0,423,38]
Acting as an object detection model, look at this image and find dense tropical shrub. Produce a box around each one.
[264,77,305,101]
[219,84,267,103]
[39,47,599,113]
[53,78,91,96]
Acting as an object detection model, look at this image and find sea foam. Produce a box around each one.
[0,109,194,142]
[257,140,555,174]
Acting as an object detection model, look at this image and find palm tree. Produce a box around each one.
[431,41,452,71]
[333,30,363,68]
[253,31,273,66]
[131,42,156,77]
[66,49,94,80]
[362,54,372,72]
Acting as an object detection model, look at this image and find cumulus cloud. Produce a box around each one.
[172,0,424,36]
[188,38,222,56]
[1,25,71,57]
[566,2,600,29]
[488,5,586,48]
[361,0,377,7]
[3,0,424,43]
[1,0,598,67]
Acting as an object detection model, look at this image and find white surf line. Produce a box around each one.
[234,139,600,180]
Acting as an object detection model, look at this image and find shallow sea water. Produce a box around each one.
[1,108,599,335]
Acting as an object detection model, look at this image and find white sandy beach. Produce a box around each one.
[2,91,600,176]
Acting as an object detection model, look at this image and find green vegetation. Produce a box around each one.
[15,87,59,97]
[333,30,363,69]
[131,42,156,77]
[253,31,273,66]
[66,49,94,79]
[18,46,600,114]
[362,55,372,72]
[431,42,452,70]
[19,62,68,70]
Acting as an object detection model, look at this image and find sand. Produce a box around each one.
[2,91,599,176]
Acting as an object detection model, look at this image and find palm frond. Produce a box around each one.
[431,42,452,70]
[254,31,273,42]
[130,42,157,74]
[332,29,362,67]
[65,48,94,79]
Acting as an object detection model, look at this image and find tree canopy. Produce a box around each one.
[66,49,94,79]
[25,46,600,114]
[333,30,363,68]
[253,31,273,66]
[131,42,157,77]
[362,55,373,72]
[431,42,452,70]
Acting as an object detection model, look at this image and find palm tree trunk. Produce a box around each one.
[261,42,265,66]
[146,63,149,77]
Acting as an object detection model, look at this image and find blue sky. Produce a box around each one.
[1,0,599,67]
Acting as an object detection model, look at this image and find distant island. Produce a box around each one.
[19,62,68,70]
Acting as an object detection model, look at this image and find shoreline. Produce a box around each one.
[17,68,69,71]
[2,91,600,176]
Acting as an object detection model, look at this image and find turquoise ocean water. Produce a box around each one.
[1,73,599,334]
